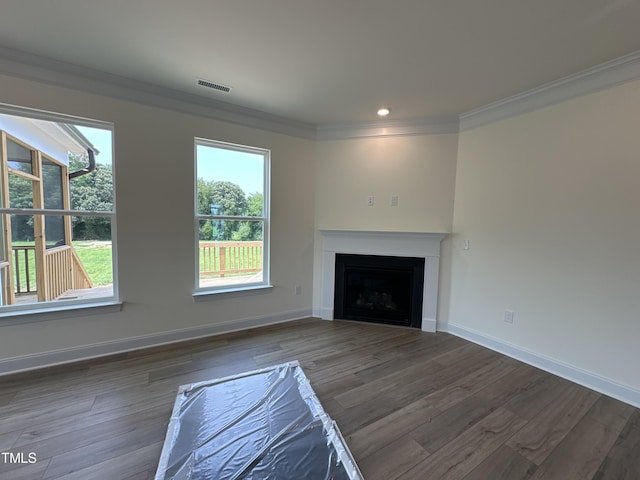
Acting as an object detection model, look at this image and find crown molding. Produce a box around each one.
[0,46,317,140]
[316,116,459,140]
[460,50,640,131]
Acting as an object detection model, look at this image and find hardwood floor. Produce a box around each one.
[0,318,638,479]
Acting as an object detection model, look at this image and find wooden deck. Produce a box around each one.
[0,318,638,479]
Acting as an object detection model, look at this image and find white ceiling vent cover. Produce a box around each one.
[197,79,232,93]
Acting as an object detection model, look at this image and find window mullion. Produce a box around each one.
[32,150,47,301]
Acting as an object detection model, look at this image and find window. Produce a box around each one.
[195,139,270,292]
[0,105,116,313]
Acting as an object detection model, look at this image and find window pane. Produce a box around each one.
[45,215,65,248]
[71,218,113,294]
[72,213,111,242]
[8,173,34,209]
[42,158,64,210]
[198,220,263,288]
[69,128,113,212]
[196,145,264,217]
[6,139,32,174]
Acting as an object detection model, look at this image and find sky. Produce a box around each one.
[196,144,264,195]
[77,125,113,165]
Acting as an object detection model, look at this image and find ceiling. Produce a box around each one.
[1,1,640,128]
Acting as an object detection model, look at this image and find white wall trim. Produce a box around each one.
[316,116,459,140]
[440,322,640,409]
[0,308,312,376]
[460,50,640,131]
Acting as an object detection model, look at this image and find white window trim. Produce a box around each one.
[193,138,271,295]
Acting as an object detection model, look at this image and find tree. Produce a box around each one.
[196,178,216,215]
[243,192,263,241]
[197,179,249,240]
[68,155,113,240]
[210,181,247,216]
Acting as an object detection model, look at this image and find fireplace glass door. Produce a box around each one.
[334,254,424,328]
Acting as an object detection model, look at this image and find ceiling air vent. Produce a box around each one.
[197,79,232,93]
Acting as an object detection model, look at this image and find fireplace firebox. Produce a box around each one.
[333,254,425,328]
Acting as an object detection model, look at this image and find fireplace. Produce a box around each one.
[334,254,425,328]
[317,230,446,332]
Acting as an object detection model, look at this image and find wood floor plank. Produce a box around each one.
[13,403,171,461]
[0,455,50,480]
[403,407,528,479]
[0,395,96,435]
[0,429,22,451]
[409,395,499,454]
[592,410,640,480]
[461,445,538,480]
[42,420,168,479]
[505,384,600,465]
[422,356,520,412]
[347,397,440,460]
[45,441,164,480]
[358,436,430,480]
[334,341,490,410]
[528,404,629,480]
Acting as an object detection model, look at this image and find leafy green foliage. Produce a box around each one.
[68,155,113,240]
[8,174,34,242]
[197,179,263,241]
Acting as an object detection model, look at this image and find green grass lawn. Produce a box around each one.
[72,241,113,286]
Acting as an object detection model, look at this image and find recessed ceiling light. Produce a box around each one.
[377,107,391,117]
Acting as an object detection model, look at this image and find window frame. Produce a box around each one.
[193,137,271,295]
[0,104,118,317]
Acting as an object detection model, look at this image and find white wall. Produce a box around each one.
[314,135,458,232]
[0,73,316,370]
[449,78,640,395]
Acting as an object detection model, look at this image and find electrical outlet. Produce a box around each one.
[367,196,375,206]
[294,285,302,295]
[391,195,399,207]
[504,310,514,324]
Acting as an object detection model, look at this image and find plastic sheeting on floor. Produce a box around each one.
[155,361,363,480]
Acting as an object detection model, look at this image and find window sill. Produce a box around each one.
[193,284,273,302]
[0,300,123,326]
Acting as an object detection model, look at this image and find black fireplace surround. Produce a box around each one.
[333,253,425,329]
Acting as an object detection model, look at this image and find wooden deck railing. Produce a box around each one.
[12,245,93,300]
[200,241,262,277]
[44,245,93,300]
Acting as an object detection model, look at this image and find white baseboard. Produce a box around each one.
[440,322,640,409]
[422,317,437,333]
[0,308,312,376]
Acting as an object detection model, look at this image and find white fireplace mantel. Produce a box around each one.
[318,229,447,332]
